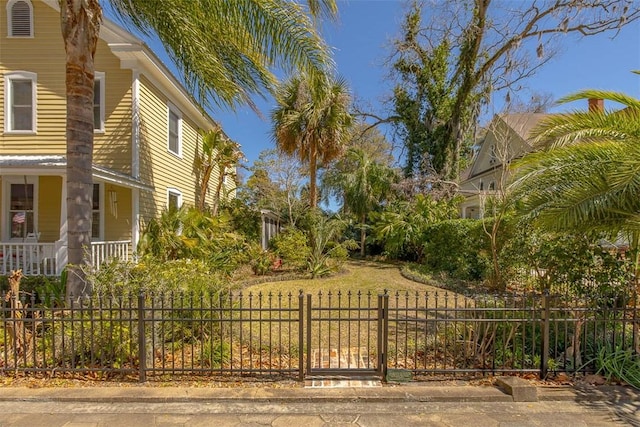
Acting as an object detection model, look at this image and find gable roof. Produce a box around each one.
[465,112,550,179]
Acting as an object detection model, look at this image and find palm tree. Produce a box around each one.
[60,0,337,297]
[195,128,243,215]
[271,73,353,208]
[509,88,640,279]
[324,147,397,256]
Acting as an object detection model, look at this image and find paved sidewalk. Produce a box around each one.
[0,383,636,426]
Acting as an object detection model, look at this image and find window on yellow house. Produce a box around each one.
[4,71,36,132]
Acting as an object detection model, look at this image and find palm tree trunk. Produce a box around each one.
[198,163,213,211]
[360,212,366,257]
[61,0,102,298]
[309,142,318,208]
[212,172,225,216]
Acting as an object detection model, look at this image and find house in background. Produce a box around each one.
[458,113,549,219]
[458,99,605,219]
[1,0,235,275]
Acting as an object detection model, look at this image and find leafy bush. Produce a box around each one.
[500,223,634,296]
[270,228,310,270]
[245,243,275,275]
[87,258,228,296]
[422,219,491,281]
[305,214,357,278]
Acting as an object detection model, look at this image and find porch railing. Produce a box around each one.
[89,240,130,268]
[0,243,56,276]
[0,240,131,276]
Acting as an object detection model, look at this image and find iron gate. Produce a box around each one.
[305,292,389,378]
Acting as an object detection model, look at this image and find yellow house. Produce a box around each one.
[0,0,235,275]
[458,113,548,219]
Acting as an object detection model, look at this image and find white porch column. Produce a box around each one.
[56,174,68,275]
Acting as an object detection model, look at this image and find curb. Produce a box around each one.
[0,384,634,405]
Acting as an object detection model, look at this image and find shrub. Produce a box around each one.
[87,258,228,296]
[422,219,491,281]
[270,228,310,270]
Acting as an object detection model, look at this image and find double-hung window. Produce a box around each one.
[4,71,37,133]
[94,72,105,132]
[167,104,182,156]
[7,0,33,37]
[167,188,182,211]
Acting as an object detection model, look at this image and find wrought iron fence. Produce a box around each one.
[0,289,637,381]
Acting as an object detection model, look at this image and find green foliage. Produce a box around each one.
[500,221,634,296]
[270,228,311,270]
[422,219,491,281]
[305,213,357,278]
[271,72,354,207]
[88,258,228,296]
[199,339,231,368]
[245,243,275,276]
[40,309,137,369]
[370,194,462,261]
[221,199,261,243]
[593,346,640,390]
[137,206,249,277]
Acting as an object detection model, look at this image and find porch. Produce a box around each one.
[0,240,131,276]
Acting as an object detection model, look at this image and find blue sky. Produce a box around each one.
[117,1,640,169]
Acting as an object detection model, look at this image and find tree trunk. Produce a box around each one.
[61,0,102,298]
[360,212,366,257]
[212,170,225,216]
[198,163,213,211]
[309,142,318,208]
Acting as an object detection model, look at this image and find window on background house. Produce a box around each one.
[489,181,495,191]
[167,105,182,156]
[7,0,33,37]
[4,71,36,132]
[92,184,101,239]
[94,72,105,131]
[8,182,35,239]
[167,188,182,211]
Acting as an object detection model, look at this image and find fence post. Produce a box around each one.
[540,292,550,380]
[306,294,312,376]
[298,291,304,381]
[377,293,389,380]
[138,292,146,382]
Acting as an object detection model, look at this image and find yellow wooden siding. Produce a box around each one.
[0,1,133,174]
[37,175,61,242]
[93,55,133,175]
[103,184,132,242]
[137,75,205,215]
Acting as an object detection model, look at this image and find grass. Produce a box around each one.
[243,259,451,298]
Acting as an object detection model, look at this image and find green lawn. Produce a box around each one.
[244,260,443,294]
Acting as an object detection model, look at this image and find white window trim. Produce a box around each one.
[94,72,105,133]
[6,0,33,38]
[167,103,182,157]
[92,182,105,241]
[2,176,38,241]
[167,188,182,211]
[4,71,37,134]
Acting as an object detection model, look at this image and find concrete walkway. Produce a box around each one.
[0,382,637,426]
